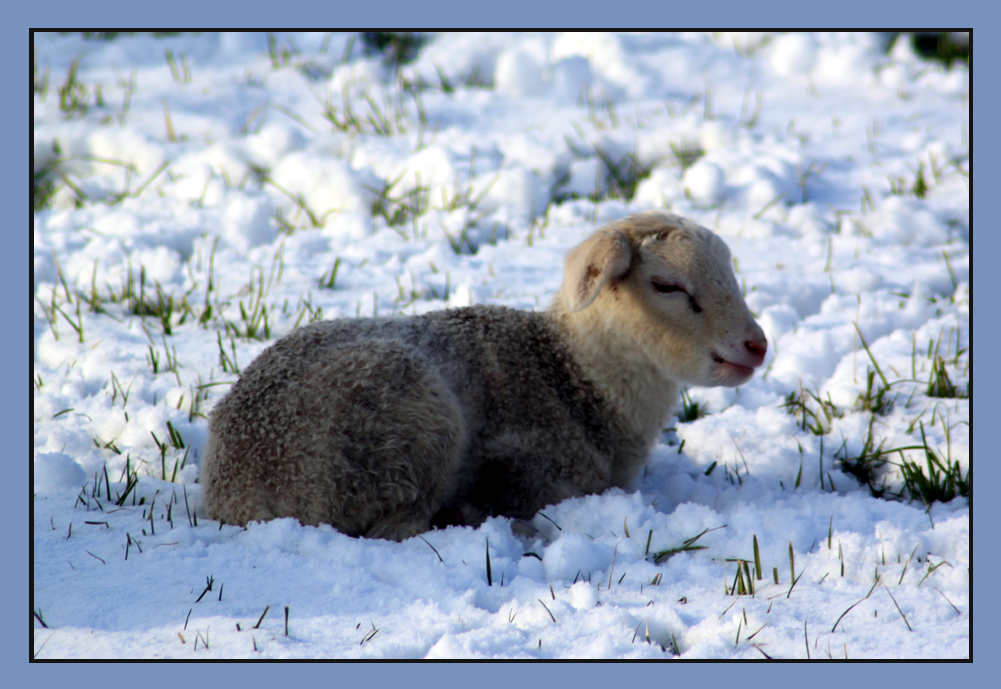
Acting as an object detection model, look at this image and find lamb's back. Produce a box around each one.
[274,306,612,449]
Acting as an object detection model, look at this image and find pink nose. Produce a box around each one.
[744,338,767,358]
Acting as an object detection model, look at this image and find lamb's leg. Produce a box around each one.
[445,431,613,530]
[304,343,467,540]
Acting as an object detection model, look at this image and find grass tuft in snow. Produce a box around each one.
[651,525,720,564]
[834,418,892,497]
[194,575,215,603]
[856,369,896,416]
[670,142,705,173]
[782,384,842,435]
[537,598,556,623]
[33,154,60,211]
[894,422,970,505]
[57,57,91,118]
[321,83,411,137]
[593,146,653,202]
[112,456,140,507]
[899,31,969,69]
[254,605,270,629]
[367,171,428,229]
[216,332,241,374]
[266,33,293,70]
[361,32,426,67]
[677,386,710,423]
[319,257,342,290]
[753,535,763,581]
[927,355,968,399]
[485,537,492,586]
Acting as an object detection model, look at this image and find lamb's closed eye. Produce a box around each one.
[650,278,684,294]
[650,278,702,312]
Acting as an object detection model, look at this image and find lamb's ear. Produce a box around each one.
[563,229,634,312]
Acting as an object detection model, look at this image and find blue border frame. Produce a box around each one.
[20,12,985,684]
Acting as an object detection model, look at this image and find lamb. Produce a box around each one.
[201,211,767,540]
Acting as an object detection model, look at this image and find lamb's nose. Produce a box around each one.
[745,338,767,359]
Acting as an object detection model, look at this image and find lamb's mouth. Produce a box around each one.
[711,352,754,378]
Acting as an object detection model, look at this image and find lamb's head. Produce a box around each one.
[557,212,767,388]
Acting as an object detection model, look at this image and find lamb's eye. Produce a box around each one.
[651,280,682,294]
[651,279,702,313]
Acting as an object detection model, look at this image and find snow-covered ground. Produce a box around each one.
[32,32,969,659]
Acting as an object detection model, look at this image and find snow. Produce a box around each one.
[682,160,726,205]
[32,31,969,660]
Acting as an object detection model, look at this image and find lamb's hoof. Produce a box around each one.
[510,519,538,540]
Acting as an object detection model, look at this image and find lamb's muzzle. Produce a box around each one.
[710,330,768,384]
[201,211,766,540]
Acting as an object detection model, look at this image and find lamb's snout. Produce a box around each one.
[744,336,768,366]
[709,326,767,386]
